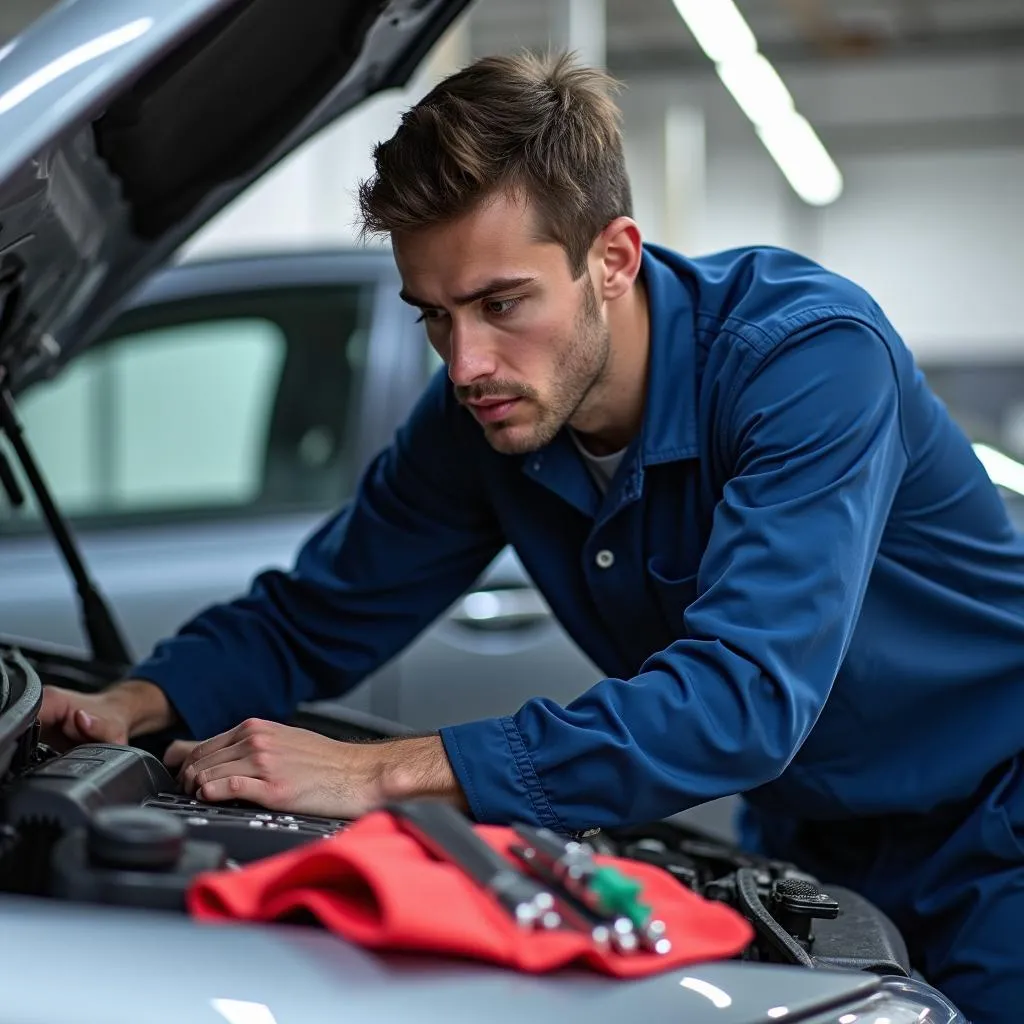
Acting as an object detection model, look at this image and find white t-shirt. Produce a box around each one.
[569,430,627,494]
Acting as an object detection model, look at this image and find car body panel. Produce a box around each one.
[0,0,230,184]
[0,894,880,1024]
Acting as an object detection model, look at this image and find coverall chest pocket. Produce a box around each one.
[646,558,700,640]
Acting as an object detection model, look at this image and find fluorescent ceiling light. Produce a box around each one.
[757,112,844,206]
[671,0,843,207]
[716,52,794,128]
[670,0,757,63]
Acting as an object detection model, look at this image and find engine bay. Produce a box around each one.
[0,644,912,978]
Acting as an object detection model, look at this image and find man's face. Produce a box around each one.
[392,193,611,455]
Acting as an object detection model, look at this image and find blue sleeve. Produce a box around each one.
[441,323,909,831]
[131,372,505,740]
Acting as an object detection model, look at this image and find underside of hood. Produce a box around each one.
[0,0,469,393]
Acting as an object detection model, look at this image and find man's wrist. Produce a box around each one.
[373,735,468,811]
[108,679,177,736]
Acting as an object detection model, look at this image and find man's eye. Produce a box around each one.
[486,297,521,317]
[415,308,444,323]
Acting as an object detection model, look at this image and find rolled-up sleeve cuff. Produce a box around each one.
[439,716,564,830]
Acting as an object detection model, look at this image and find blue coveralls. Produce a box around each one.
[135,244,1024,1021]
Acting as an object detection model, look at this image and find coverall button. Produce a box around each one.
[595,549,615,569]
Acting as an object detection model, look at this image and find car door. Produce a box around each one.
[0,253,399,679]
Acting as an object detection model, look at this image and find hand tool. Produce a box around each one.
[509,843,627,952]
[513,823,672,954]
[387,799,562,931]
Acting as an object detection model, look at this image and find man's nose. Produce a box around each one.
[447,321,497,387]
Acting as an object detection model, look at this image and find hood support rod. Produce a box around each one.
[0,377,132,669]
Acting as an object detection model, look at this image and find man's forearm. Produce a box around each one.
[109,679,178,736]
[376,735,468,811]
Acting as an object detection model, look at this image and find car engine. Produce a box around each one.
[0,644,913,980]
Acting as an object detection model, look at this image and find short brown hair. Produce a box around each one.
[358,50,632,277]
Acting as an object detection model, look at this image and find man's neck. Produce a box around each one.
[570,277,650,456]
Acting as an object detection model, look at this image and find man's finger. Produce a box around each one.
[163,739,200,770]
[36,693,78,748]
[197,774,277,808]
[190,755,255,796]
[38,689,68,727]
[181,740,251,795]
[74,708,127,745]
[58,712,86,745]
[182,719,266,771]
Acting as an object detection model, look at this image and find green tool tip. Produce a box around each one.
[590,866,652,928]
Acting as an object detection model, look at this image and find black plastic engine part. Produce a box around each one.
[142,792,347,863]
[2,741,348,869]
[770,877,841,944]
[51,807,226,912]
[0,743,177,895]
[0,817,63,895]
[0,648,43,783]
[809,885,911,977]
[616,837,701,890]
[2,743,175,834]
[610,819,809,890]
[608,819,913,977]
[734,867,816,967]
[88,806,187,871]
[0,823,18,882]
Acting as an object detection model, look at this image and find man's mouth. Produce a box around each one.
[466,397,523,424]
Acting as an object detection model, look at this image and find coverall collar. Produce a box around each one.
[521,245,699,517]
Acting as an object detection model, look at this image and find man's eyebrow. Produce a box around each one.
[399,276,536,309]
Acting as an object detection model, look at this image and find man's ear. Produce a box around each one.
[593,217,643,302]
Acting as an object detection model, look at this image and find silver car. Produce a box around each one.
[0,2,968,1022]
[0,247,606,737]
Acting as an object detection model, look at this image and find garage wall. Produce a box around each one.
[620,50,1024,360]
[818,148,1024,358]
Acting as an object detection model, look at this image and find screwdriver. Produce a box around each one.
[513,823,672,954]
[509,843,634,952]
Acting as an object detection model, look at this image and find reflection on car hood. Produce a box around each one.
[1,895,880,1024]
[0,0,469,393]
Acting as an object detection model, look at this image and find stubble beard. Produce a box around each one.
[483,279,611,456]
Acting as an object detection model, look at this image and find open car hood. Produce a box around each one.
[0,0,469,394]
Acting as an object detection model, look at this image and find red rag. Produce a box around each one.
[186,811,753,977]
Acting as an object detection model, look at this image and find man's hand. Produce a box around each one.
[175,718,465,818]
[39,680,175,750]
[163,738,202,771]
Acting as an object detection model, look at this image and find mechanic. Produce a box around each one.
[39,51,1024,1021]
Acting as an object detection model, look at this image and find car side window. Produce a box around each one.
[0,282,374,532]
